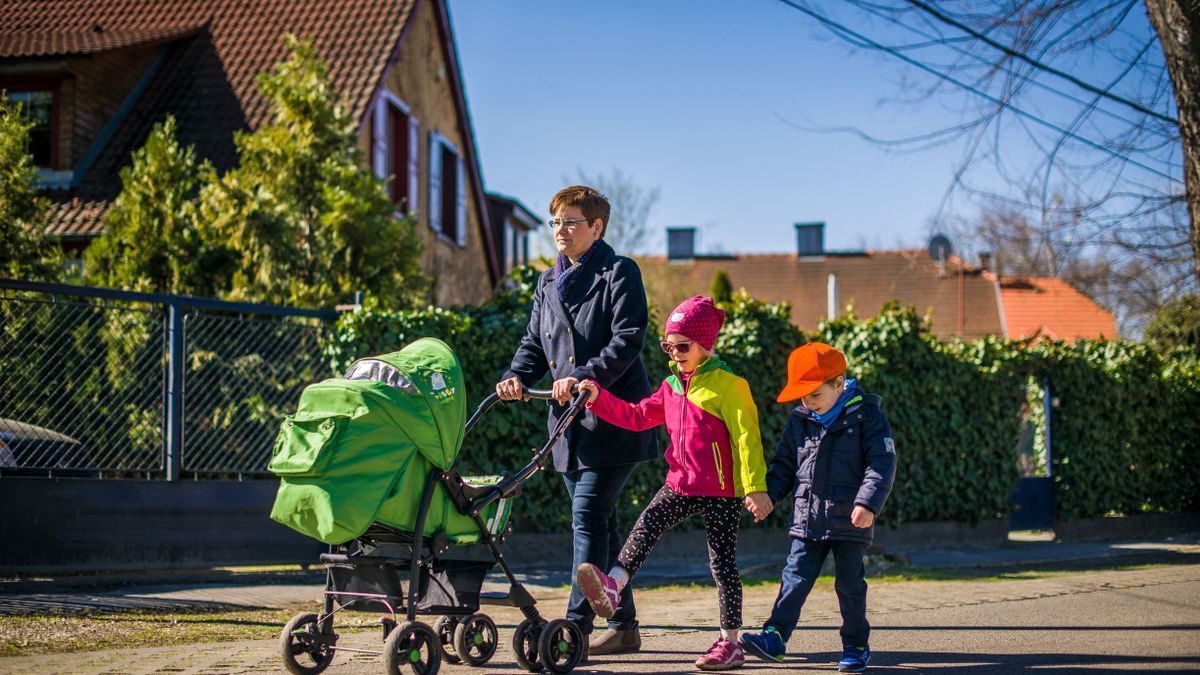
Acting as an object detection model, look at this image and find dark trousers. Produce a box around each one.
[765,537,869,647]
[617,484,743,629]
[561,464,637,634]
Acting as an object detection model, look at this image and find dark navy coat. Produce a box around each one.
[764,392,897,544]
[502,240,659,473]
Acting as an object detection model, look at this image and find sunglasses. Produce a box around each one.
[660,340,694,354]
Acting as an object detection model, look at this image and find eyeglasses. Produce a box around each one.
[547,217,592,231]
[660,340,694,354]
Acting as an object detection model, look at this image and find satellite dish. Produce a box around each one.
[928,234,953,262]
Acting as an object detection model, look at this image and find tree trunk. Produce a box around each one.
[1145,0,1200,284]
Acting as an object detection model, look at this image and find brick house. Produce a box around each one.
[0,0,504,306]
[637,223,1116,342]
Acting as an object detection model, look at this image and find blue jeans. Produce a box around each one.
[561,464,637,634]
[765,537,869,647]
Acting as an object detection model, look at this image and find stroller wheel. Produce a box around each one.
[511,618,543,672]
[279,612,336,675]
[537,619,584,674]
[383,620,441,675]
[433,616,461,664]
[453,612,498,666]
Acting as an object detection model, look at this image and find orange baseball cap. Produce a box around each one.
[776,342,847,403]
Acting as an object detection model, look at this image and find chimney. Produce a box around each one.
[795,222,825,258]
[979,251,993,272]
[667,227,696,261]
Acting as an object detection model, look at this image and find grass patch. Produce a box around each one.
[0,607,375,658]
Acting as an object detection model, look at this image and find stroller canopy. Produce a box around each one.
[344,338,467,470]
[269,338,480,544]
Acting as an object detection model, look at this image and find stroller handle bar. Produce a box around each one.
[464,386,589,518]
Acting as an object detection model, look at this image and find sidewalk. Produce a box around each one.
[2,532,1198,617]
[3,559,1199,673]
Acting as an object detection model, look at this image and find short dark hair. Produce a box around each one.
[550,185,610,237]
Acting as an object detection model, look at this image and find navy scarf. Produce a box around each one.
[553,240,601,301]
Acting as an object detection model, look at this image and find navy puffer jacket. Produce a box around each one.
[764,392,897,544]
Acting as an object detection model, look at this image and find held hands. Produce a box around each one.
[851,505,875,529]
[577,379,600,404]
[552,376,579,405]
[744,491,772,523]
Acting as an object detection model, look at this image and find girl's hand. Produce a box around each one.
[577,379,600,404]
[743,492,772,522]
[851,505,875,528]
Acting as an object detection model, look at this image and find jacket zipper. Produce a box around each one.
[712,441,726,491]
[676,376,687,470]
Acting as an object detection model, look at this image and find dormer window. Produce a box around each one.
[3,85,57,168]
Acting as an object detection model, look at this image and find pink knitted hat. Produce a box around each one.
[664,295,726,351]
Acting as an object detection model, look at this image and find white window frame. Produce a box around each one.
[373,91,419,215]
[428,130,467,247]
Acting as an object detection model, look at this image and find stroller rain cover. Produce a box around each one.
[268,337,509,545]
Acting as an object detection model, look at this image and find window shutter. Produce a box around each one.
[428,132,442,234]
[455,154,467,247]
[372,98,387,180]
[407,115,420,215]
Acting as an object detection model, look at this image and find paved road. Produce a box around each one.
[2,564,1199,673]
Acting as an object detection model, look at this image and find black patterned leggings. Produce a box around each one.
[616,484,743,629]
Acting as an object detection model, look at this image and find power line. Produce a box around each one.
[903,0,1178,126]
[773,0,1180,183]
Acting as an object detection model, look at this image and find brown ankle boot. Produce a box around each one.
[588,622,641,655]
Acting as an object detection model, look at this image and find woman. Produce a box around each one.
[496,184,657,656]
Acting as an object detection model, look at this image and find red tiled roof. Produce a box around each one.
[635,250,1005,340]
[2,0,419,237]
[998,275,1117,342]
[0,25,202,58]
[45,197,109,239]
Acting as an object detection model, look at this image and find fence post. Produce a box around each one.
[1042,375,1053,477]
[166,302,184,481]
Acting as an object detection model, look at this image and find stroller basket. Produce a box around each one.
[326,556,494,615]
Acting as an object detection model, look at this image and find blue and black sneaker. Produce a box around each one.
[838,645,871,672]
[739,626,786,662]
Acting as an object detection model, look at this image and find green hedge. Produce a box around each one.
[324,267,1200,532]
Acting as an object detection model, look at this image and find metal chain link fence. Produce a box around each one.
[183,312,330,474]
[0,281,335,478]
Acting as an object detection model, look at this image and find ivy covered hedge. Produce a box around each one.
[324,266,1200,532]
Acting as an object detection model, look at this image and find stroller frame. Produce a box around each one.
[280,387,589,675]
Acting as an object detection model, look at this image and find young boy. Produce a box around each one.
[740,342,897,673]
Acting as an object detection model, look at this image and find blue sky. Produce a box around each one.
[447,1,1172,258]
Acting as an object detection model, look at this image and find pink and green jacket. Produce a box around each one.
[588,356,768,498]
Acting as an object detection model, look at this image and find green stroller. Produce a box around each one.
[269,337,587,674]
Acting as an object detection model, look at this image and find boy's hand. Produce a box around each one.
[851,505,875,528]
[576,379,600,404]
[744,492,772,522]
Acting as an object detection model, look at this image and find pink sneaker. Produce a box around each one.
[695,637,745,671]
[576,563,621,618]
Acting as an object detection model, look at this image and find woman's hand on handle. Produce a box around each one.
[577,379,600,404]
[552,377,579,405]
[496,376,524,401]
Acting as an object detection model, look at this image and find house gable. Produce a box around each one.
[361,0,499,306]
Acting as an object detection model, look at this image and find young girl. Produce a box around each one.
[576,295,771,671]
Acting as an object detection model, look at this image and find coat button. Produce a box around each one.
[550,360,557,368]
[545,332,551,339]
[569,356,575,364]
